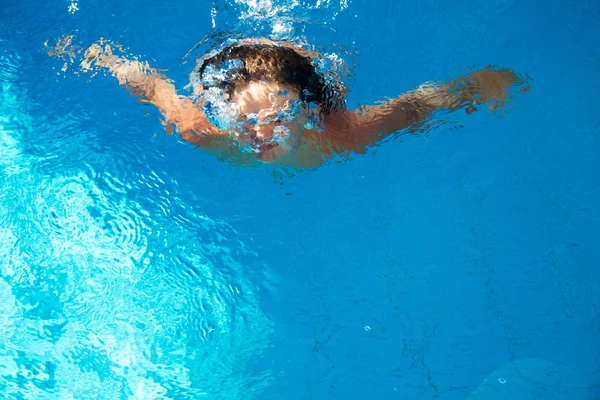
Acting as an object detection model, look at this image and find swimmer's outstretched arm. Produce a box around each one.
[320,67,527,154]
[81,44,224,147]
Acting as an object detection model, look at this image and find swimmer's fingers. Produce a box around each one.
[473,67,522,100]
[46,35,76,59]
[81,43,120,72]
[466,67,529,112]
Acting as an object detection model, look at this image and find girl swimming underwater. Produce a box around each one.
[79,37,526,167]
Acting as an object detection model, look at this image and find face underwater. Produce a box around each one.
[231,81,311,162]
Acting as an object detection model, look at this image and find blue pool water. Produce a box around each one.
[1,0,599,399]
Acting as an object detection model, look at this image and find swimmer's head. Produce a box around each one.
[195,43,343,111]
[193,43,343,161]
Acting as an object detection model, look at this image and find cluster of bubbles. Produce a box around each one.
[196,59,246,131]
[212,0,350,38]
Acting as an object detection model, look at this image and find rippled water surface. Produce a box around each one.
[1,0,599,399]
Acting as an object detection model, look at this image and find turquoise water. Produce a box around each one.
[1,0,599,399]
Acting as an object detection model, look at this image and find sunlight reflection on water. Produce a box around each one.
[0,50,273,399]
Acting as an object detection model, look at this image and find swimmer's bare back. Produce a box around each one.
[81,42,528,167]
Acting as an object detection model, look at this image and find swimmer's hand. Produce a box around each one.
[79,41,223,146]
[457,67,528,113]
[46,35,81,72]
[80,43,103,72]
[81,43,125,72]
[81,43,156,95]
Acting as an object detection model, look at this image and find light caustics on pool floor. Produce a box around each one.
[0,51,273,399]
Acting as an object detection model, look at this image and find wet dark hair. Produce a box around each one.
[196,44,344,115]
